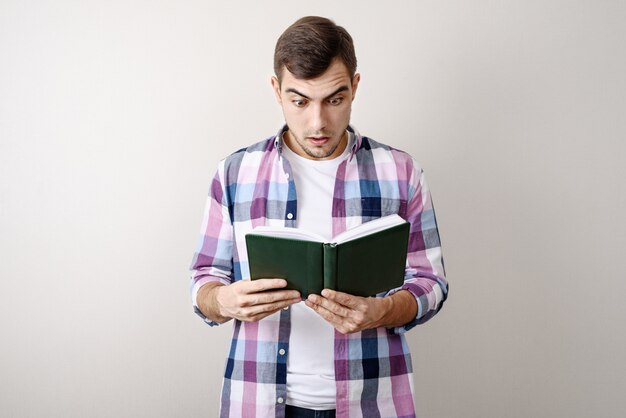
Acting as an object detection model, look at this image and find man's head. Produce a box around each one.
[272,16,360,161]
[273,16,357,84]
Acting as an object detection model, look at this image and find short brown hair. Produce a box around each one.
[274,16,357,83]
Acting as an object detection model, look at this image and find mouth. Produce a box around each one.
[307,136,330,146]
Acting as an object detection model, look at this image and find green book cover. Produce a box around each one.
[245,214,409,298]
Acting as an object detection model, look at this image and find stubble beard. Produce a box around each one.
[291,130,347,160]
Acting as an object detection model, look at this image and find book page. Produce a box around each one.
[333,214,406,244]
[248,225,326,243]
[248,214,406,244]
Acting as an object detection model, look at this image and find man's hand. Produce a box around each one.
[305,289,417,334]
[197,279,301,323]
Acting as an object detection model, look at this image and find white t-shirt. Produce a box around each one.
[281,132,354,410]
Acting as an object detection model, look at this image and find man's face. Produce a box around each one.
[271,59,360,160]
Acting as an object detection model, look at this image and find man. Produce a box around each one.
[190,16,447,418]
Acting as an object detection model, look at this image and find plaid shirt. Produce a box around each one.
[190,126,447,418]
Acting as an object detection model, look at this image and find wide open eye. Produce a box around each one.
[292,98,308,108]
[328,97,344,106]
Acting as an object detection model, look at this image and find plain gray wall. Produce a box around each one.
[1,1,625,417]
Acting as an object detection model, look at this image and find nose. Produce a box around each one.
[310,103,326,132]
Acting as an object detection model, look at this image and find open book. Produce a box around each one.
[245,214,409,298]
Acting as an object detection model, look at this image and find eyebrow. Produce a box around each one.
[284,85,350,101]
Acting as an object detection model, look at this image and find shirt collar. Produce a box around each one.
[273,125,362,161]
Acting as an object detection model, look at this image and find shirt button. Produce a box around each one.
[285,172,290,179]
[279,348,286,355]
[287,213,293,220]
[277,397,284,404]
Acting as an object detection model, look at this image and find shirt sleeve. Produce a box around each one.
[386,161,448,334]
[189,162,234,326]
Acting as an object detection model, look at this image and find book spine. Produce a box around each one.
[323,243,338,291]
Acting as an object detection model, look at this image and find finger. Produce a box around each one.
[242,297,301,320]
[304,300,362,334]
[321,289,364,309]
[247,297,300,313]
[248,307,289,322]
[244,291,301,307]
[307,293,322,305]
[305,299,348,325]
[305,299,342,325]
[244,278,289,293]
[305,300,360,334]
[307,294,351,318]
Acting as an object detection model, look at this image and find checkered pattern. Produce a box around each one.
[190,126,447,418]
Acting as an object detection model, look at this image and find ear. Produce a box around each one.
[271,76,282,104]
[351,73,361,101]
